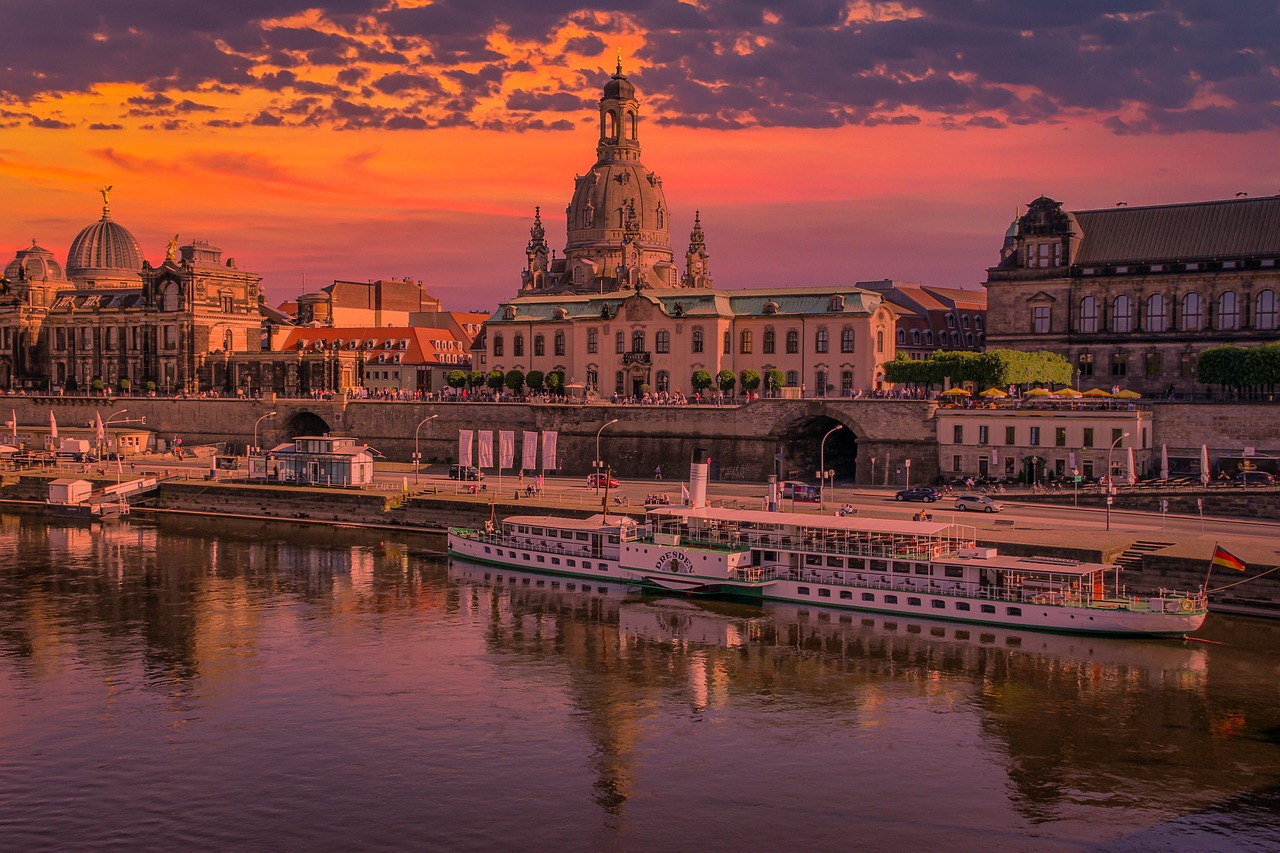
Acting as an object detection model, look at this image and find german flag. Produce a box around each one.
[1211,545,1247,572]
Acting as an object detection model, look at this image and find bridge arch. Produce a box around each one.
[280,410,332,443]
[772,408,861,485]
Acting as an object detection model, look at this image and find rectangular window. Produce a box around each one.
[1146,352,1162,376]
[818,588,831,598]
[953,425,964,443]
[980,604,996,614]
[1029,426,1040,446]
[1055,427,1067,447]
[1032,306,1050,333]
[884,595,898,604]
[1006,607,1023,617]
[1112,428,1124,444]
[1005,426,1016,445]
[861,593,875,601]
[931,600,946,609]
[978,426,988,445]
[952,455,963,472]
[943,567,964,578]
[839,590,852,600]
[1083,428,1094,448]
[1180,352,1195,378]
[907,597,921,606]
[956,602,971,612]
[1111,352,1127,377]
[797,586,811,596]
[1079,352,1095,377]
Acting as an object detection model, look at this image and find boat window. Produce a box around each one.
[980,604,995,614]
[862,593,875,601]
[914,564,930,575]
[892,562,909,573]
[908,597,921,606]
[944,567,964,578]
[805,554,822,566]
[1006,607,1022,616]
[551,558,560,565]
[551,581,559,588]
[536,580,544,587]
[531,527,543,535]
[566,559,576,567]
[576,532,589,541]
[608,536,619,544]
[840,591,852,600]
[798,586,811,595]
[763,551,778,561]
[518,525,528,533]
[826,556,842,567]
[561,530,574,539]
[582,561,591,569]
[884,595,898,604]
[483,547,491,554]
[931,600,946,609]
[818,589,831,598]
[536,555,545,562]
[522,554,530,561]
[955,602,971,611]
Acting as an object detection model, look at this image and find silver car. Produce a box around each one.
[955,494,1004,513]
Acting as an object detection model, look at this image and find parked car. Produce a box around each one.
[779,480,812,498]
[587,473,620,488]
[1233,471,1276,486]
[448,464,484,481]
[895,487,942,502]
[955,494,1004,513]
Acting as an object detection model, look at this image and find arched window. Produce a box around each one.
[974,316,983,331]
[587,329,598,353]
[785,370,799,386]
[656,370,669,392]
[911,330,921,345]
[763,329,775,354]
[533,334,545,356]
[1079,296,1099,333]
[615,371,624,394]
[815,329,829,353]
[616,331,625,353]
[656,207,664,229]
[740,330,753,353]
[786,330,799,354]
[1146,294,1167,332]
[925,330,934,345]
[632,331,645,352]
[1218,292,1240,330]
[961,315,971,329]
[655,330,670,353]
[573,265,586,284]
[1113,295,1133,333]
[513,335,524,357]
[586,368,598,389]
[945,313,956,328]
[841,371,854,395]
[896,329,905,345]
[880,331,888,352]
[815,370,828,396]
[1257,290,1279,330]
[965,332,974,347]
[841,328,855,353]
[554,331,565,356]
[492,335,504,357]
[1181,293,1203,331]
[723,331,731,354]
[692,328,704,353]
[950,331,960,346]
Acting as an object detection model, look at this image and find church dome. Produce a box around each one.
[602,63,635,101]
[66,207,144,284]
[4,240,66,282]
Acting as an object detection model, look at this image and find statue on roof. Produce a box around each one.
[165,234,179,262]
[98,185,113,215]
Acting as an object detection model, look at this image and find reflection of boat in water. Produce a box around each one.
[449,559,1207,676]
[448,462,1208,637]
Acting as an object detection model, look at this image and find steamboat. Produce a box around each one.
[448,462,1208,637]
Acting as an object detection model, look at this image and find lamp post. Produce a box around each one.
[414,414,439,484]
[595,418,619,494]
[1105,431,1130,531]
[99,408,127,460]
[253,411,277,456]
[819,424,844,509]
[104,409,145,483]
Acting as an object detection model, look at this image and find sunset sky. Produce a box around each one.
[1,1,1277,311]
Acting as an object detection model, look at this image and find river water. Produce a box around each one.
[0,511,1277,852]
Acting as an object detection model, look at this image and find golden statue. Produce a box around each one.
[98,185,112,212]
[165,234,179,262]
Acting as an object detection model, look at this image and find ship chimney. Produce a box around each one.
[689,459,710,509]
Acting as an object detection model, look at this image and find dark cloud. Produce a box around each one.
[31,117,74,129]
[0,1,1273,135]
[88,122,125,130]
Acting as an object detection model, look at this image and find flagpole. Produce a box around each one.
[1202,543,1217,598]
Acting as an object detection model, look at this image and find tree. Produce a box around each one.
[66,376,79,393]
[525,369,545,392]
[91,378,105,394]
[486,369,504,390]
[118,378,132,394]
[739,369,761,394]
[145,380,157,393]
[716,369,736,394]
[691,369,713,393]
[446,369,468,389]
[546,371,564,394]
[504,369,525,393]
[764,368,785,396]
[468,370,486,389]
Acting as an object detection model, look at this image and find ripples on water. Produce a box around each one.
[0,512,1277,852]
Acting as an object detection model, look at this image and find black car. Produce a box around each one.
[895,487,941,502]
[448,464,484,481]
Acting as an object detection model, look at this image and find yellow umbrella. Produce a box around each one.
[941,387,971,396]
[1024,387,1052,397]
[1056,388,1082,398]
[1082,388,1112,397]
[1114,389,1142,399]
[979,388,1008,398]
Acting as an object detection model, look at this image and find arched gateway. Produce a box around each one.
[773,411,860,485]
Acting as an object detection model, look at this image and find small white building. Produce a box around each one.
[48,478,93,504]
[265,436,374,486]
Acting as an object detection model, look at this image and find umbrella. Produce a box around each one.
[1024,387,1052,397]
[1200,444,1210,487]
[49,410,58,441]
[1114,389,1142,399]
[940,387,970,396]
[1161,444,1169,480]
[1082,388,1112,397]
[1056,388,1082,398]
[979,388,1008,398]
[1126,446,1137,484]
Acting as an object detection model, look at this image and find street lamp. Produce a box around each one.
[819,424,844,509]
[253,411,277,455]
[1105,431,1130,531]
[595,418,619,494]
[414,414,439,484]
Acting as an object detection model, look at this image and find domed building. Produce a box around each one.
[64,192,144,288]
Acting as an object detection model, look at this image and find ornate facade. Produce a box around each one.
[0,192,264,393]
[482,63,898,396]
[985,195,1280,396]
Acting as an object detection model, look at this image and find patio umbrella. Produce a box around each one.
[1024,387,1052,397]
[940,387,970,396]
[1056,388,1082,398]
[1082,388,1113,398]
[979,387,1008,398]
[1161,444,1169,480]
[1114,389,1142,399]
[1200,444,1210,487]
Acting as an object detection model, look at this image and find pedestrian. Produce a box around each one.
[654,464,663,480]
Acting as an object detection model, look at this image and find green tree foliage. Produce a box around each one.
[525,370,545,392]
[486,369,504,391]
[716,369,737,393]
[1197,343,1280,398]
[118,378,131,393]
[468,370,486,389]
[883,350,1073,389]
[91,378,105,393]
[764,368,785,395]
[546,371,564,393]
[739,369,761,392]
[691,369,713,392]
[446,369,468,389]
[504,369,525,392]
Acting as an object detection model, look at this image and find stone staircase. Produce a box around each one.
[1114,540,1176,572]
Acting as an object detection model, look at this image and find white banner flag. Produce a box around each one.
[541,430,558,471]
[458,430,473,467]
[522,432,537,471]
[478,430,494,468]
[499,431,515,469]
[1068,451,1077,469]
[990,447,998,466]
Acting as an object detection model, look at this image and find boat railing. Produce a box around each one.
[453,529,610,560]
